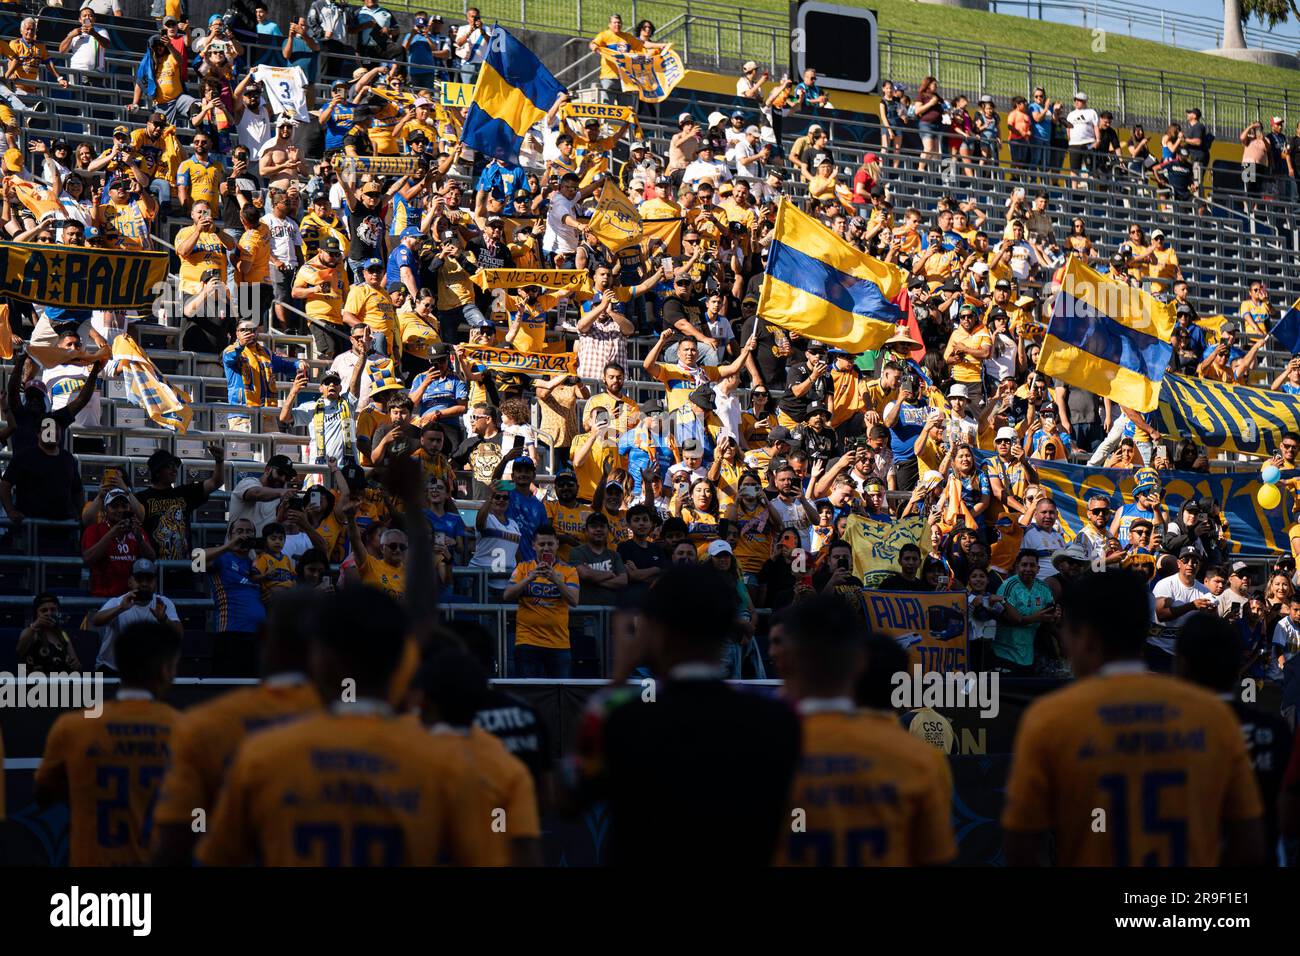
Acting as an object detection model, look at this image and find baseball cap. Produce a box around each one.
[1272,116,1284,124]
[1150,228,1165,240]
[742,60,758,72]
[359,181,383,195]
[1073,91,1088,101]
[131,558,158,577]
[805,340,829,353]
[319,236,342,253]
[147,449,181,473]
[707,111,726,127]
[994,278,1012,290]
[808,124,824,134]
[513,456,536,471]
[362,257,384,272]
[113,125,129,137]
[767,426,793,444]
[630,140,648,151]
[688,385,717,410]
[864,478,885,494]
[995,426,1019,442]
[267,454,298,477]
[400,226,423,240]
[678,112,694,124]
[104,488,129,506]
[638,399,664,415]
[730,110,745,120]
[1178,545,1201,561]
[413,97,434,108]
[804,403,829,421]
[1230,561,1251,577]
[706,539,734,558]
[438,228,460,243]
[745,125,760,135]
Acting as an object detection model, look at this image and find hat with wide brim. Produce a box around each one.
[1051,540,1092,571]
[884,332,923,352]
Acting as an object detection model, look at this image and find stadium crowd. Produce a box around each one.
[0,2,1297,869]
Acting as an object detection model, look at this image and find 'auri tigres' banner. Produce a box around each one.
[471,269,593,295]
[459,344,578,377]
[861,589,969,675]
[596,46,685,103]
[1154,371,1300,457]
[334,155,423,177]
[0,242,168,310]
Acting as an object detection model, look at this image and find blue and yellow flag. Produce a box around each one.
[1038,257,1175,413]
[109,336,193,433]
[757,199,905,353]
[460,26,565,164]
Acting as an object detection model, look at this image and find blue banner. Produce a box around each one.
[1032,459,1297,557]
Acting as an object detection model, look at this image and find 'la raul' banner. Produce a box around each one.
[861,589,969,675]
[0,242,168,310]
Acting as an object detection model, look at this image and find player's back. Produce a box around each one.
[429,726,541,866]
[36,699,178,866]
[196,710,486,866]
[781,710,956,866]
[1002,671,1263,866]
[154,681,321,829]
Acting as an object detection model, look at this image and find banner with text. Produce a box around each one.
[1154,372,1300,458]
[334,155,424,177]
[471,269,593,295]
[458,344,578,377]
[0,242,167,310]
[1032,458,1297,557]
[862,589,970,675]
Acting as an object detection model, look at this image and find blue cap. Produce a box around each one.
[362,257,383,271]
[400,226,423,239]
[514,456,536,469]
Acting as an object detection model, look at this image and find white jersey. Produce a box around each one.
[42,362,100,428]
[251,65,310,123]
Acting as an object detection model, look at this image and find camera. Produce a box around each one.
[899,374,917,393]
[727,221,746,235]
[201,268,221,283]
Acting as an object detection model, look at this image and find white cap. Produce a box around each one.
[996,426,1019,442]
[1150,228,1165,239]
[745,125,760,135]
[706,539,733,557]
[1073,91,1087,101]
[742,60,758,72]
[970,261,989,274]
[947,384,970,399]
[678,112,694,124]
[707,111,726,127]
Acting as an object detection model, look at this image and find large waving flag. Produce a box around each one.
[1038,257,1175,412]
[757,199,905,353]
[587,180,642,251]
[1269,298,1300,354]
[108,336,193,433]
[460,25,566,164]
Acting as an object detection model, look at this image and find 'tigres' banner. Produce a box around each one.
[1154,372,1300,457]
[459,344,578,377]
[560,101,642,136]
[334,155,424,177]
[0,242,168,310]
[861,589,969,675]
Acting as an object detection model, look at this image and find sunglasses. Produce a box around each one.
[384,542,408,551]
[1089,508,1110,515]
[491,493,510,501]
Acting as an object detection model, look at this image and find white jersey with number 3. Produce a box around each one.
[251,65,310,122]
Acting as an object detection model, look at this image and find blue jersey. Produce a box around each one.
[619,427,674,496]
[476,162,527,203]
[887,400,930,463]
[386,243,420,287]
[1115,502,1157,544]
[508,491,548,561]
[410,372,468,417]
[324,101,359,152]
[667,409,717,466]
[210,551,267,633]
[425,509,467,545]
[958,471,992,523]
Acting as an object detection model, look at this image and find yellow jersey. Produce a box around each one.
[1002,669,1263,866]
[35,697,178,866]
[545,499,591,561]
[237,222,272,284]
[779,709,956,866]
[569,431,627,503]
[155,48,184,103]
[430,726,541,866]
[398,308,443,359]
[435,254,478,309]
[196,708,488,866]
[177,156,223,207]
[355,548,405,599]
[96,199,154,250]
[830,367,868,428]
[253,551,297,602]
[296,261,350,325]
[344,283,400,353]
[511,560,579,649]
[300,211,350,258]
[153,680,321,829]
[7,38,48,93]
[733,500,776,575]
[591,29,642,79]
[650,362,721,412]
[175,224,230,295]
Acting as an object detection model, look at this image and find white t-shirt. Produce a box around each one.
[543,192,582,255]
[65,31,106,73]
[1023,525,1065,579]
[1151,573,1212,653]
[251,65,311,122]
[984,332,1017,383]
[682,158,731,188]
[237,105,278,161]
[1066,107,1099,146]
[455,25,491,64]
[770,495,813,552]
[728,138,760,178]
[290,393,360,462]
[229,476,284,535]
[96,593,180,670]
[262,212,301,268]
[470,512,521,572]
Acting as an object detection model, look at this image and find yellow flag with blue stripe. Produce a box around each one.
[757,199,905,353]
[1038,257,1176,413]
[460,25,566,164]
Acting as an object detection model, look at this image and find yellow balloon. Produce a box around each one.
[1257,483,1282,510]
